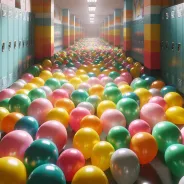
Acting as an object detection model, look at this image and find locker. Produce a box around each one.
[26,12,29,69]
[13,8,19,82]
[183,3,184,93]
[22,11,27,72]
[31,13,35,66]
[8,6,14,86]
[161,8,165,80]
[176,4,183,92]
[0,4,2,90]
[0,4,8,89]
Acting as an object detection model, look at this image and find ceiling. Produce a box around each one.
[54,0,124,25]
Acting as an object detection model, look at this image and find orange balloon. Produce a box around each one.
[42,59,52,68]
[151,80,165,90]
[101,69,110,75]
[89,85,104,98]
[91,68,100,76]
[1,112,24,133]
[80,115,102,135]
[130,132,158,164]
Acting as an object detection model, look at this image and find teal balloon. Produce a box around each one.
[165,144,184,178]
[71,89,89,106]
[122,92,140,105]
[45,78,61,91]
[54,61,62,66]
[60,80,68,86]
[103,86,122,104]
[26,66,40,77]
[9,94,31,115]
[0,98,10,110]
[14,116,39,138]
[28,88,46,101]
[132,79,150,90]
[88,72,96,77]
[144,76,156,86]
[24,139,59,174]
[109,71,120,80]
[107,126,131,150]
[27,164,66,184]
[152,121,182,153]
[141,74,148,80]
[160,86,177,97]
[66,62,75,68]
[105,82,118,89]
[117,98,140,125]
[86,95,101,110]
[100,67,105,72]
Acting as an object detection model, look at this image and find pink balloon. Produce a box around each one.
[77,102,95,115]
[57,148,85,182]
[87,77,102,86]
[40,86,52,97]
[78,83,91,92]
[98,74,106,80]
[63,69,75,76]
[28,98,53,125]
[36,120,67,152]
[21,73,34,83]
[0,89,15,101]
[61,83,75,96]
[128,119,151,137]
[52,69,62,74]
[10,82,25,91]
[149,96,168,111]
[140,103,166,129]
[48,89,69,105]
[0,130,33,161]
[16,79,27,85]
[114,76,127,85]
[69,107,91,132]
[100,76,114,86]
[75,62,81,68]
[120,72,132,84]
[44,67,52,71]
[100,109,126,134]
[181,127,184,144]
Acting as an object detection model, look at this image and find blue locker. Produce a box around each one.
[22,11,27,72]
[26,12,29,69]
[0,4,8,89]
[8,6,14,86]
[28,13,31,68]
[0,4,2,90]
[13,8,19,82]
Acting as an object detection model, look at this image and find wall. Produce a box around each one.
[84,24,100,38]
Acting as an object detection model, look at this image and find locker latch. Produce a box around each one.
[22,41,25,48]
[8,42,11,51]
[161,41,164,49]
[26,40,29,47]
[171,42,175,51]
[19,41,22,48]
[178,43,181,52]
[165,41,169,49]
[2,42,5,52]
[14,41,17,49]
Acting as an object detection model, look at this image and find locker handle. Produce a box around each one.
[171,42,175,51]
[14,41,17,49]
[8,42,11,51]
[19,41,22,48]
[26,40,29,47]
[2,42,5,52]
[161,41,164,49]
[22,41,25,48]
[178,43,181,52]
[165,41,169,49]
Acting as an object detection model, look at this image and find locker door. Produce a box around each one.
[28,13,31,68]
[22,11,27,72]
[25,12,29,69]
[176,4,183,92]
[14,8,19,82]
[0,4,2,90]
[8,6,14,86]
[18,9,23,78]
[31,13,35,65]
[183,4,184,93]
[0,4,8,89]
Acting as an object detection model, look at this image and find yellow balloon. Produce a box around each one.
[164,92,183,108]
[91,68,100,76]
[130,67,141,78]
[42,59,52,68]
[134,88,152,108]
[127,57,133,64]
[23,83,37,91]
[39,70,53,81]
[91,141,115,171]
[72,165,108,184]
[53,72,66,80]
[79,74,90,82]
[16,89,29,95]
[118,84,133,95]
[166,106,184,125]
[73,128,100,159]
[0,107,9,123]
[31,77,45,87]
[76,69,87,76]
[70,77,83,89]
[46,108,69,127]
[89,84,104,98]
[97,100,116,117]
[0,157,27,184]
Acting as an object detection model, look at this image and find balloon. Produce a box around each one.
[128,119,151,137]
[89,84,104,98]
[15,80,27,86]
[61,83,75,96]
[160,85,176,96]
[27,164,66,184]
[53,72,66,80]
[77,102,95,115]
[152,121,182,153]
[10,81,25,91]
[21,73,34,83]
[78,82,91,91]
[91,141,115,171]
[130,132,158,164]
[130,67,140,78]
[164,92,183,107]
[109,71,120,80]
[69,77,83,89]
[86,95,101,110]
[23,83,38,91]
[141,74,148,79]
[28,98,53,125]
[100,76,113,86]
[0,98,10,110]
[28,88,46,101]
[26,66,40,77]
[0,89,15,101]
[80,115,102,135]
[79,74,90,82]
[42,59,52,68]
[45,78,61,91]
[110,148,140,184]
[1,112,24,133]
[40,86,52,97]
[16,89,29,95]
[132,79,150,90]
[181,127,184,144]
[0,107,9,123]
[165,144,184,178]
[149,96,168,111]
[122,92,140,104]
[151,80,165,90]
[105,82,118,88]
[118,84,133,95]
[31,77,45,87]
[117,98,140,125]
[144,76,156,86]
[71,89,89,106]
[149,88,162,97]
[97,100,116,117]
[121,72,132,84]
[24,139,58,174]
[73,128,100,159]
[0,157,27,184]
[36,120,67,152]
[57,149,85,181]
[107,126,131,150]
[39,70,53,81]
[55,98,75,113]
[0,130,33,161]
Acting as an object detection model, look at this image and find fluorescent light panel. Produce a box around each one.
[87,0,97,2]
[88,6,96,11]
[89,14,95,17]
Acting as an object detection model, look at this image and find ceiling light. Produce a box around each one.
[90,21,94,23]
[90,18,94,21]
[89,14,95,17]
[87,0,97,3]
[88,6,96,11]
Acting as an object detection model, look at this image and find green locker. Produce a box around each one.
[176,4,183,92]
[8,6,14,86]
[26,12,29,69]
[0,4,8,89]
[22,11,27,72]
[14,8,19,82]
[28,13,31,68]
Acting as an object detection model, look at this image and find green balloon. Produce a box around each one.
[71,89,89,106]
[88,72,96,77]
[27,164,66,184]
[66,62,75,68]
[86,95,101,110]
[116,98,140,125]
[144,76,156,86]
[141,74,148,80]
[54,61,62,66]
[45,78,61,91]
[26,66,40,77]
[24,139,58,174]
[103,86,122,104]
[132,79,150,90]
[105,82,118,89]
[9,94,31,115]
[28,88,46,101]
[160,86,177,97]
[60,80,68,86]
[100,67,105,72]
[152,121,182,153]
[122,92,140,105]
[14,116,39,138]
[109,71,120,80]
[0,98,10,110]
[107,126,131,150]
[165,144,184,178]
